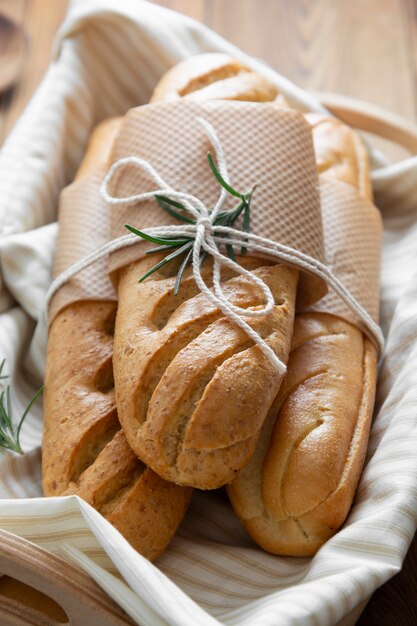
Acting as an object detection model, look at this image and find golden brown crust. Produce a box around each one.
[228,314,377,555]
[110,55,297,490]
[151,53,277,104]
[43,299,191,560]
[228,102,377,556]
[42,121,192,560]
[43,300,118,497]
[307,113,373,202]
[114,258,297,488]
[74,118,122,182]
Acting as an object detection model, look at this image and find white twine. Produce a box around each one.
[45,118,384,372]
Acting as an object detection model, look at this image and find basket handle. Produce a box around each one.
[0,530,134,626]
[315,91,417,155]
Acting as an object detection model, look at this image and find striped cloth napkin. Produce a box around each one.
[0,1,416,624]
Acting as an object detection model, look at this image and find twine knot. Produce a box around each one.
[44,116,384,367]
[99,117,286,373]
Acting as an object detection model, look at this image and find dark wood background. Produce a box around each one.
[0,1,416,624]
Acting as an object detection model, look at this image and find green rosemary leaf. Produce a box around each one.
[0,391,9,430]
[0,387,20,453]
[146,243,184,255]
[216,198,246,229]
[155,196,195,224]
[240,206,250,255]
[243,201,251,233]
[155,195,188,211]
[207,153,243,199]
[16,385,44,444]
[0,359,7,380]
[125,224,188,247]
[226,243,236,262]
[174,248,193,296]
[0,369,43,455]
[218,211,234,225]
[138,241,193,283]
[0,429,18,453]
[128,154,256,297]
[231,200,247,223]
[228,200,247,228]
[241,188,254,255]
[145,239,194,254]
[6,386,13,431]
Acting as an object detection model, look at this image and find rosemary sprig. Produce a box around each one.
[0,359,44,455]
[125,153,255,295]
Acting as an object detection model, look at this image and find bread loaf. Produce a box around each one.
[42,118,192,561]
[150,52,278,103]
[227,114,378,556]
[112,55,298,490]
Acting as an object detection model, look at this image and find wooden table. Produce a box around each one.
[0,1,416,624]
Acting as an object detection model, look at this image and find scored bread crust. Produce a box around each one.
[227,114,378,556]
[42,119,192,561]
[112,54,298,490]
[306,113,373,202]
[150,52,278,103]
[115,258,297,489]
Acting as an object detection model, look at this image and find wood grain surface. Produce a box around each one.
[0,0,416,624]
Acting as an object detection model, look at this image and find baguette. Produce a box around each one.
[227,114,378,556]
[150,53,278,103]
[42,119,192,561]
[112,55,298,489]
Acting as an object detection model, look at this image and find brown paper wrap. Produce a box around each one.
[51,100,327,322]
[50,167,116,321]
[50,100,381,352]
[307,177,382,336]
[105,100,328,302]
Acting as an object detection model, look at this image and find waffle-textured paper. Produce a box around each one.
[0,1,416,625]
[52,100,326,321]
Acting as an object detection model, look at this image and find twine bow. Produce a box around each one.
[100,117,287,374]
[45,117,384,367]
